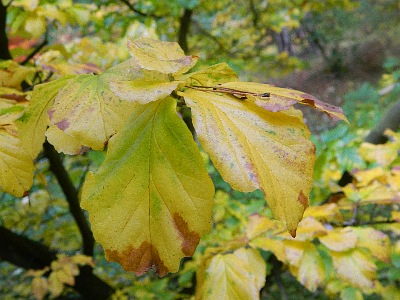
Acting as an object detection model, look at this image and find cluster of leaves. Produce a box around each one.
[1,37,347,280]
[26,254,94,300]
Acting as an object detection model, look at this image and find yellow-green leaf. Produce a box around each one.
[17,76,74,159]
[353,227,391,263]
[81,97,214,277]
[180,89,315,235]
[319,228,358,252]
[297,243,325,292]
[330,249,377,289]
[0,60,35,89]
[45,125,87,155]
[47,73,139,151]
[219,82,349,123]
[196,248,266,300]
[110,80,183,104]
[127,37,198,75]
[179,63,239,86]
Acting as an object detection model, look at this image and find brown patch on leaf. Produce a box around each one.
[173,213,200,256]
[105,241,169,277]
[299,94,348,123]
[56,119,70,130]
[0,94,28,102]
[289,229,297,238]
[298,190,308,210]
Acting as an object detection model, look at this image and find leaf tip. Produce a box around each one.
[289,229,297,238]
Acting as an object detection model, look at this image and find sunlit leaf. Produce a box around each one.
[303,203,343,223]
[180,89,315,235]
[353,227,391,263]
[245,213,286,239]
[45,125,87,155]
[17,76,75,159]
[81,97,214,276]
[47,71,139,151]
[196,248,266,300]
[319,227,358,252]
[250,237,286,263]
[127,37,198,74]
[288,216,327,241]
[219,82,349,123]
[297,243,325,292]
[179,63,239,86]
[330,249,377,289]
[0,60,35,89]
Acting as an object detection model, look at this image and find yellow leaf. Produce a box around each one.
[381,285,400,300]
[47,73,139,151]
[24,13,46,38]
[179,63,239,86]
[0,128,34,196]
[288,217,327,241]
[219,82,349,123]
[250,237,286,262]
[127,37,198,75]
[297,243,325,292]
[245,214,286,239]
[110,80,183,104]
[0,60,35,89]
[330,249,376,289]
[31,277,48,300]
[352,167,386,187]
[303,203,343,223]
[17,76,75,159]
[196,248,266,300]
[180,89,315,234]
[353,228,391,263]
[48,272,64,298]
[81,98,214,276]
[283,240,306,267]
[45,125,87,155]
[319,227,358,252]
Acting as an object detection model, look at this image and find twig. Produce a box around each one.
[43,141,94,256]
[21,32,48,65]
[118,0,162,19]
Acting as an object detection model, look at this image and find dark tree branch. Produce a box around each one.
[119,0,162,19]
[178,8,193,53]
[0,1,12,60]
[0,226,114,299]
[43,141,94,257]
[21,33,48,65]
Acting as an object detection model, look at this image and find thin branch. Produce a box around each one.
[118,0,162,19]
[43,141,94,256]
[21,33,48,65]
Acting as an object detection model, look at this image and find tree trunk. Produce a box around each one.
[0,226,114,299]
[0,2,12,60]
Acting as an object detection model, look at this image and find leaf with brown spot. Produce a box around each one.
[180,89,315,233]
[81,97,214,276]
[219,82,349,123]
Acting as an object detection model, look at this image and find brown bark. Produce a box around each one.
[178,8,193,53]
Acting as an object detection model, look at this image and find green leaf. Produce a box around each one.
[180,89,315,235]
[81,97,214,277]
[196,248,266,299]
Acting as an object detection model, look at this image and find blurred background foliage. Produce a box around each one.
[1,0,400,299]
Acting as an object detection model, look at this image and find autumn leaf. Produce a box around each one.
[216,82,349,123]
[17,76,75,159]
[127,37,198,75]
[319,228,358,252]
[196,248,266,300]
[47,63,142,152]
[0,60,35,89]
[353,228,391,263]
[0,96,34,196]
[179,63,239,86]
[330,249,377,289]
[81,97,214,276]
[180,89,315,235]
[297,243,325,292]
